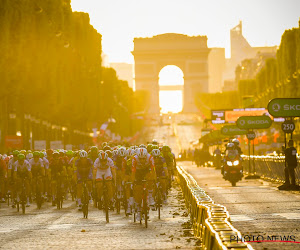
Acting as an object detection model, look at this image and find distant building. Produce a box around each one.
[110,62,134,89]
[223,21,278,87]
[102,52,110,67]
[208,48,225,93]
[222,80,237,92]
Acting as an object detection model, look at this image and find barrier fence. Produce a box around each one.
[242,155,300,183]
[176,166,253,250]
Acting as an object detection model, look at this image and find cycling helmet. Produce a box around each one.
[232,139,240,146]
[103,146,112,151]
[66,150,73,157]
[136,148,148,158]
[18,154,25,160]
[79,150,88,158]
[53,151,59,158]
[227,143,235,149]
[112,150,118,157]
[12,150,20,156]
[127,149,135,157]
[27,153,33,159]
[147,144,153,153]
[102,142,107,148]
[105,150,112,158]
[98,151,108,161]
[20,150,26,155]
[90,146,98,153]
[33,151,40,158]
[39,152,45,158]
[152,139,158,145]
[152,145,159,150]
[151,149,161,157]
[139,144,146,149]
[118,147,127,157]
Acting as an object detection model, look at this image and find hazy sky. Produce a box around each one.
[71,0,300,63]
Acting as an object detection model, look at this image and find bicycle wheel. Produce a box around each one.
[17,201,19,212]
[21,198,26,214]
[104,193,109,223]
[157,189,161,219]
[116,198,120,214]
[144,198,148,228]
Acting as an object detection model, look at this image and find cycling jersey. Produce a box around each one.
[113,155,125,171]
[14,160,31,178]
[132,154,155,183]
[94,157,114,180]
[49,158,64,179]
[29,158,44,177]
[153,156,167,177]
[8,157,18,170]
[42,157,49,170]
[75,158,93,182]
[0,159,6,177]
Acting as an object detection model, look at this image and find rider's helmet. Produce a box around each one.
[139,144,146,149]
[20,150,26,155]
[147,144,153,153]
[112,149,118,157]
[232,139,240,147]
[152,139,158,145]
[90,146,98,154]
[98,151,108,161]
[53,151,59,158]
[79,150,88,158]
[161,145,170,153]
[105,150,112,158]
[152,145,159,150]
[118,147,127,157]
[102,142,107,148]
[59,149,65,156]
[227,142,235,150]
[39,152,44,158]
[26,153,33,160]
[12,150,20,157]
[66,150,73,157]
[151,149,161,157]
[33,151,40,158]
[103,146,112,151]
[18,154,25,160]
[136,148,148,159]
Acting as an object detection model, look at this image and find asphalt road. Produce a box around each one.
[0,184,198,249]
[182,162,300,250]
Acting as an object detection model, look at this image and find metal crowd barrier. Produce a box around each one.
[242,155,300,183]
[176,166,253,250]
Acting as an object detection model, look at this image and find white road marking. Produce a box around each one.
[272,213,300,220]
[208,187,223,190]
[230,215,254,221]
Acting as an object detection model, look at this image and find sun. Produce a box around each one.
[159,65,184,114]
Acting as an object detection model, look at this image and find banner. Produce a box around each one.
[5,136,23,149]
[50,141,63,150]
[65,144,73,150]
[34,140,46,150]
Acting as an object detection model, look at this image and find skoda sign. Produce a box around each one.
[221,125,247,136]
[237,116,272,129]
[268,98,300,117]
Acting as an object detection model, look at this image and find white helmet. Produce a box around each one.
[136,148,148,158]
[112,149,118,157]
[27,153,33,159]
[98,151,108,161]
[151,149,161,157]
[118,147,127,157]
[232,139,240,146]
[227,143,235,149]
[79,150,88,158]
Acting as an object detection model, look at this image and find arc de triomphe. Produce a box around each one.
[132,33,210,113]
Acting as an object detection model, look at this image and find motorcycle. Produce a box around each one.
[221,151,243,187]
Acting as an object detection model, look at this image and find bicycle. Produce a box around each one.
[56,176,63,210]
[102,174,109,223]
[81,179,89,219]
[16,177,26,214]
[34,177,43,209]
[140,179,148,228]
[155,178,163,219]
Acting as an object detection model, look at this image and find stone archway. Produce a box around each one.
[132,33,210,113]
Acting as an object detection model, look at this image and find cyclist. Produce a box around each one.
[123,148,135,214]
[29,152,45,200]
[13,154,32,207]
[161,145,174,186]
[151,149,168,203]
[132,148,156,221]
[8,150,19,207]
[94,152,114,209]
[49,151,66,206]
[0,155,7,202]
[147,144,153,154]
[75,150,93,210]
[113,147,127,200]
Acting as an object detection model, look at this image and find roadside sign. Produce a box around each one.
[50,140,63,150]
[268,98,300,117]
[281,120,295,133]
[221,125,247,136]
[34,140,46,150]
[246,131,256,140]
[5,136,23,149]
[237,116,272,129]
